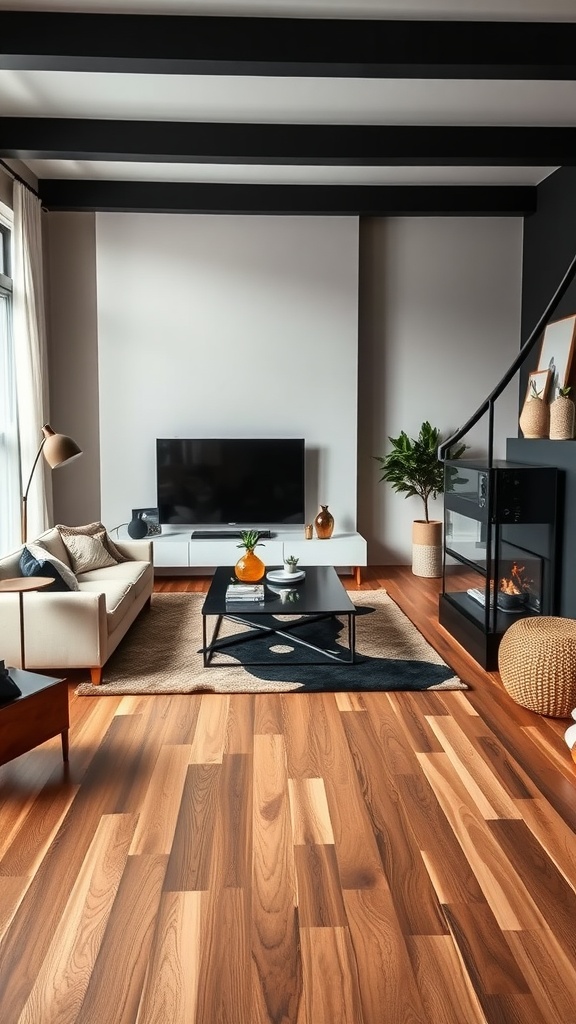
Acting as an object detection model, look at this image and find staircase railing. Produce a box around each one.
[438,250,576,464]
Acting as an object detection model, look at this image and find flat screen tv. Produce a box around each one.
[156,438,305,526]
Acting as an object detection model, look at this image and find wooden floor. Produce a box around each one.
[0,567,575,1024]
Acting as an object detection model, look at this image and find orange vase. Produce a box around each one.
[235,550,265,582]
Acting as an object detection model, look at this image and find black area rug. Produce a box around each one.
[76,591,466,695]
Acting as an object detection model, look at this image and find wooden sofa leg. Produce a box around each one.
[90,667,103,686]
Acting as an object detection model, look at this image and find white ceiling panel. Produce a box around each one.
[2,72,576,127]
[24,160,557,186]
[1,0,575,20]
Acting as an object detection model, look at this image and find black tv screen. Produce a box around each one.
[156,438,305,526]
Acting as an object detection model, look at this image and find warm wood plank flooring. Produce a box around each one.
[0,567,575,1023]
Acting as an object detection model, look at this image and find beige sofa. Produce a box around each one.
[0,528,153,684]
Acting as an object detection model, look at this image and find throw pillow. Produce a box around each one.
[20,544,79,592]
[56,521,127,565]
[56,524,119,575]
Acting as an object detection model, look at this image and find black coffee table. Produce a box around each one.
[200,565,357,667]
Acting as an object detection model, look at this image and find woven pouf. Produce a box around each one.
[498,617,576,717]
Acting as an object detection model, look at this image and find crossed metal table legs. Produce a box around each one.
[201,610,356,668]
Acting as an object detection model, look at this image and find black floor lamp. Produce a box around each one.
[21,424,82,543]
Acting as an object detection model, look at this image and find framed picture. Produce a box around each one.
[525,368,552,403]
[536,314,576,395]
[131,507,162,536]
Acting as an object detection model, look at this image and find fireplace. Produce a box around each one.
[439,460,559,670]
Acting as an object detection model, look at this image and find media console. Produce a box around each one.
[145,528,367,584]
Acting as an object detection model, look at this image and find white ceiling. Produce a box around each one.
[1,0,576,18]
[0,0,573,205]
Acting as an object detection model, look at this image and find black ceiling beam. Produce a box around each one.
[2,12,576,80]
[37,180,536,217]
[3,120,575,166]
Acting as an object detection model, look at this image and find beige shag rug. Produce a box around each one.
[76,591,465,695]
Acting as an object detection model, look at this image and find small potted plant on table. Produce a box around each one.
[284,554,300,574]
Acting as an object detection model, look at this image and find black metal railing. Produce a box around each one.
[438,249,576,464]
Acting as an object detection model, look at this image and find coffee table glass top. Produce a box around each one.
[203,565,356,616]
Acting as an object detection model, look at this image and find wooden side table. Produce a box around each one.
[0,668,69,766]
[0,576,53,669]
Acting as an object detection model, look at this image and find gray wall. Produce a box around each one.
[0,172,12,208]
[45,212,101,526]
[44,210,524,563]
[358,217,522,563]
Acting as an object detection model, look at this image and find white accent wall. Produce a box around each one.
[95,214,360,533]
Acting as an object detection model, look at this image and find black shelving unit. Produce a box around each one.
[438,459,559,669]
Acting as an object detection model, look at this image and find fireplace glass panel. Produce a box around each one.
[439,460,558,670]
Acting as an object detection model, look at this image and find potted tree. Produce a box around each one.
[375,421,466,577]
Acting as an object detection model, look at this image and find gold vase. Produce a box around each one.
[235,550,265,582]
[314,504,334,539]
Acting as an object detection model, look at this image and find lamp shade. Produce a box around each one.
[41,424,82,469]
[21,423,83,542]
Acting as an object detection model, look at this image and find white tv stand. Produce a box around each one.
[148,526,367,583]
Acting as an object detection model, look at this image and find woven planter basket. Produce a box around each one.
[518,396,549,439]
[549,396,575,440]
[411,520,442,578]
[498,617,576,717]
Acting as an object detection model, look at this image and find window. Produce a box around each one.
[0,211,20,552]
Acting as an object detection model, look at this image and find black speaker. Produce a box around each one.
[128,513,148,539]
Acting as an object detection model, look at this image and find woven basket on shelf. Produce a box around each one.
[518,396,549,439]
[549,395,575,440]
[498,617,576,717]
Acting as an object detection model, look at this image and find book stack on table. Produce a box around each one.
[225,583,265,602]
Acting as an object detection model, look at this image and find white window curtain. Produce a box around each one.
[0,286,20,552]
[12,182,52,542]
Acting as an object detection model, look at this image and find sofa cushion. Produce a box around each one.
[23,542,79,592]
[78,580,136,633]
[56,522,128,573]
[78,560,153,599]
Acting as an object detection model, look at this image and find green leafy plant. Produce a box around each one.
[530,379,543,399]
[237,529,263,553]
[557,384,572,398]
[284,554,299,567]
[374,420,466,523]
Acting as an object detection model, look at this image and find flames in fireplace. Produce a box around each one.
[499,562,532,596]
